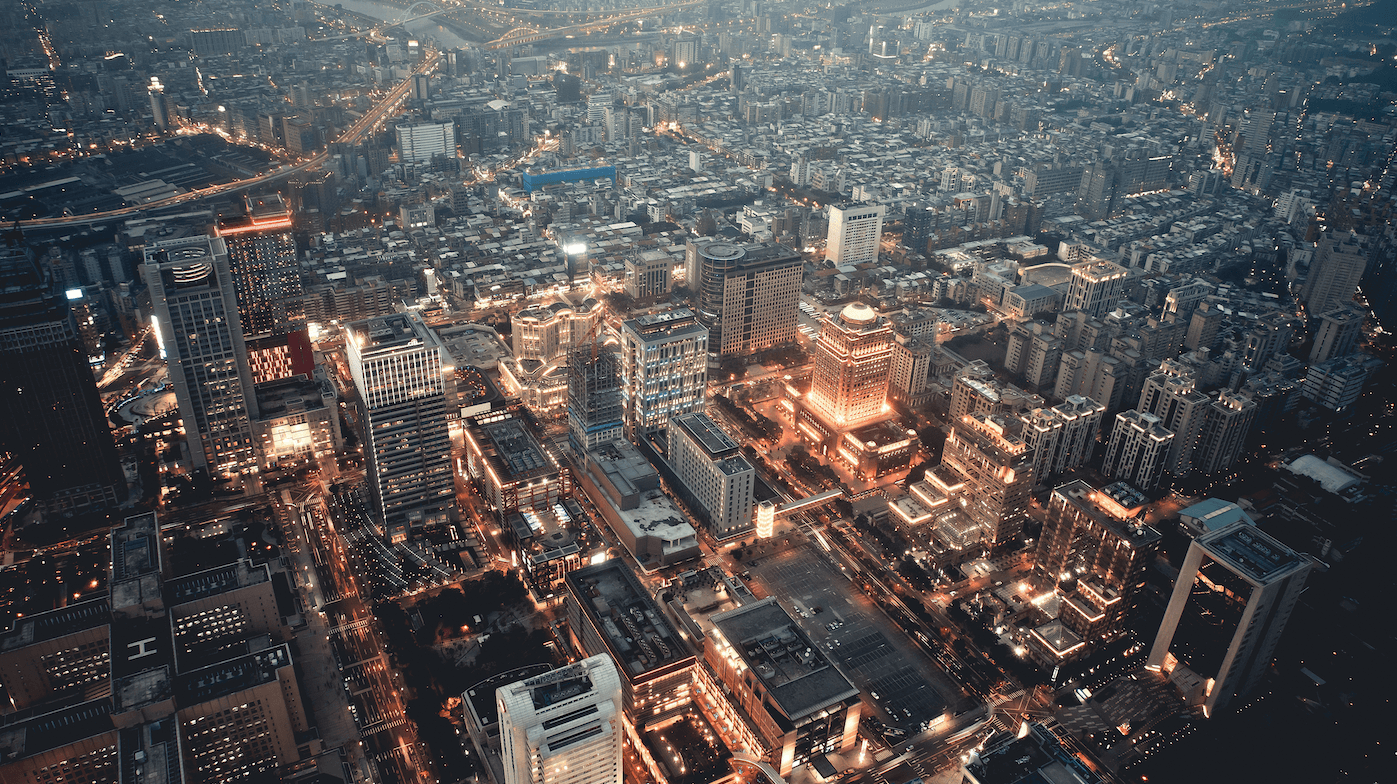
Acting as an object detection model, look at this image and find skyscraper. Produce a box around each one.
[344,312,454,540]
[940,413,1036,546]
[0,246,126,514]
[1064,259,1128,317]
[1101,410,1173,490]
[395,121,456,163]
[825,203,886,266]
[1018,394,1105,480]
[1135,359,1211,477]
[1148,520,1312,716]
[1033,480,1161,652]
[1196,390,1257,476]
[1308,304,1365,364]
[217,193,304,337]
[692,241,802,357]
[807,303,893,429]
[568,342,624,457]
[144,235,259,476]
[497,655,625,784]
[903,203,935,253]
[1300,231,1370,316]
[619,308,708,436]
[667,411,755,540]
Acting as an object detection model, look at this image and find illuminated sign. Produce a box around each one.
[65,288,83,300]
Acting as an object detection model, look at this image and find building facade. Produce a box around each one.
[619,309,708,437]
[144,235,259,476]
[497,655,625,784]
[1064,259,1128,317]
[806,303,893,429]
[217,193,303,337]
[825,203,886,266]
[344,312,455,540]
[667,412,755,540]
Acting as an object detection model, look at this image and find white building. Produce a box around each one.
[344,312,454,541]
[667,412,755,540]
[825,203,886,266]
[620,309,708,436]
[1101,410,1174,490]
[497,655,624,784]
[395,121,456,163]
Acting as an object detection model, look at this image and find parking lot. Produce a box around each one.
[744,543,969,731]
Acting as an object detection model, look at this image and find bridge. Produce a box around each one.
[482,0,705,49]
[306,1,455,42]
[755,488,845,538]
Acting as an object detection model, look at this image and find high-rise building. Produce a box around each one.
[0,247,126,515]
[825,203,886,266]
[903,203,935,253]
[217,193,304,337]
[1135,359,1211,477]
[344,312,454,540]
[395,121,456,163]
[807,303,893,429]
[1184,300,1223,351]
[1308,304,1365,364]
[619,308,708,436]
[144,235,259,476]
[1196,391,1257,476]
[1064,259,1128,317]
[693,241,801,357]
[1018,394,1105,480]
[1148,520,1313,716]
[1300,231,1369,316]
[940,413,1036,546]
[667,412,755,540]
[568,342,624,457]
[497,655,625,784]
[1240,311,1295,373]
[624,249,673,301]
[1101,410,1173,490]
[1033,480,1161,650]
[1300,352,1381,411]
[888,333,937,406]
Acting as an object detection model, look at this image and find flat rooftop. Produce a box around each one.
[167,559,269,606]
[346,312,437,352]
[1202,523,1306,584]
[567,560,692,679]
[469,413,557,483]
[673,412,739,458]
[0,698,114,761]
[1054,480,1161,547]
[0,598,109,652]
[709,598,859,723]
[175,643,292,705]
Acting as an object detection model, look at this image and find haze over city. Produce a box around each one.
[0,0,1392,783]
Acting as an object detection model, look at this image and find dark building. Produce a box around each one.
[903,203,935,253]
[0,245,126,515]
[216,194,305,337]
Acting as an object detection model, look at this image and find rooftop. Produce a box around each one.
[0,598,109,652]
[567,560,692,680]
[1201,522,1308,585]
[175,643,293,706]
[673,411,740,458]
[346,311,437,352]
[709,598,859,723]
[166,559,269,606]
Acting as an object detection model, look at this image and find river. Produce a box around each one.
[327,0,475,49]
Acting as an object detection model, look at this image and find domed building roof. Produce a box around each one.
[839,302,878,325]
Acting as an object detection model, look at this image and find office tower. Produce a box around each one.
[149,78,169,130]
[1196,390,1257,476]
[619,308,708,436]
[1309,305,1365,364]
[693,241,802,357]
[1300,231,1370,315]
[1148,520,1312,715]
[1300,352,1381,411]
[568,342,624,457]
[497,655,624,784]
[512,296,601,363]
[0,247,125,515]
[903,203,935,252]
[412,72,430,102]
[824,203,886,265]
[344,312,454,540]
[1240,311,1295,373]
[144,235,259,476]
[667,412,755,539]
[1184,300,1223,351]
[888,333,936,406]
[941,413,1035,546]
[1101,410,1173,489]
[1034,481,1161,645]
[395,121,456,163]
[705,598,861,776]
[1064,259,1128,317]
[807,303,893,428]
[1018,394,1105,480]
[623,249,672,301]
[217,193,304,337]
